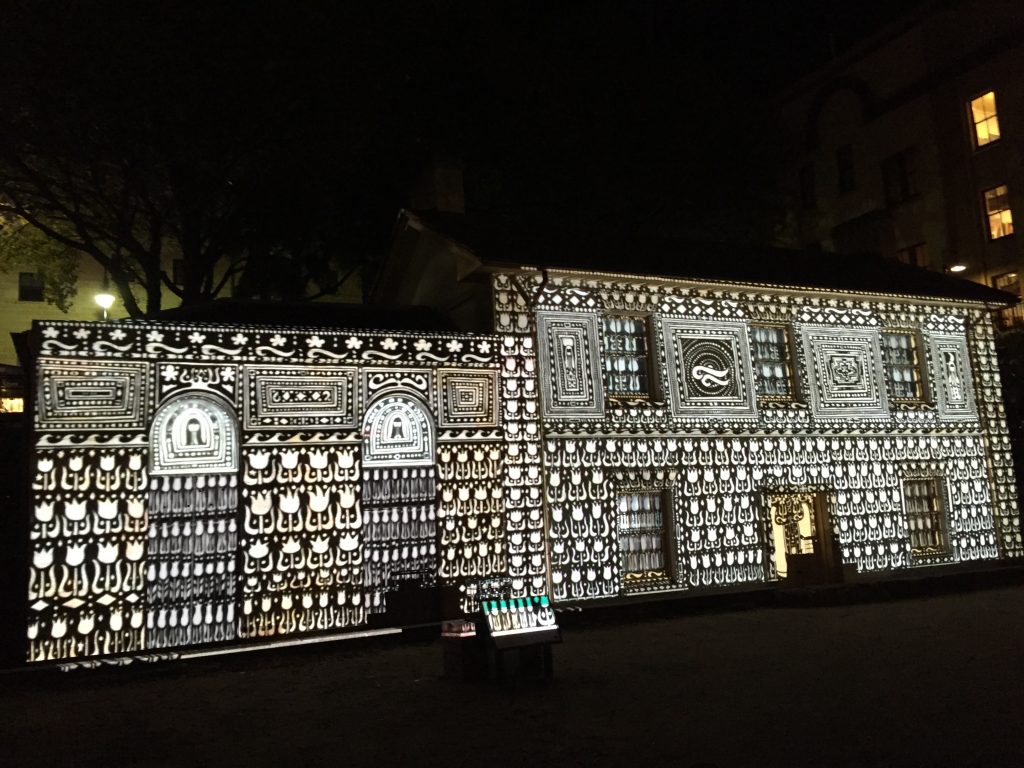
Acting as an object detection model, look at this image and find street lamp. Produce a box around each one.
[948,263,967,273]
[94,292,116,320]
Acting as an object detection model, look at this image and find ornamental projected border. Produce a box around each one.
[929,333,977,420]
[802,326,888,419]
[362,394,435,467]
[37,360,149,431]
[660,318,757,418]
[149,394,240,476]
[244,365,357,430]
[536,311,605,419]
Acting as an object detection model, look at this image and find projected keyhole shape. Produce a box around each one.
[150,394,238,475]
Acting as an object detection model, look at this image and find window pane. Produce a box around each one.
[603,315,651,398]
[836,144,855,194]
[985,116,1000,143]
[882,331,923,401]
[618,492,670,582]
[750,325,793,398]
[971,91,1000,147]
[18,272,44,302]
[984,186,1013,239]
[904,478,949,557]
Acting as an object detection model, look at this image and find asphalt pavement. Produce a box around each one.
[2,580,1023,767]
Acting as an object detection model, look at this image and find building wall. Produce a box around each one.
[27,320,504,663]
[493,270,1021,604]
[0,260,121,365]
[23,269,1023,663]
[775,2,1024,312]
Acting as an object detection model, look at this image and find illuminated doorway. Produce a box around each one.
[768,491,840,585]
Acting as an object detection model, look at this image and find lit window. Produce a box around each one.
[836,144,855,194]
[617,492,671,584]
[895,242,928,269]
[0,398,24,413]
[602,315,652,399]
[18,273,44,302]
[750,325,794,399]
[984,185,1014,239]
[798,163,816,210]
[881,330,924,401]
[881,148,917,205]
[903,477,950,559]
[970,91,1001,148]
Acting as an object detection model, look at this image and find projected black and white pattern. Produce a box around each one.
[24,266,1023,665]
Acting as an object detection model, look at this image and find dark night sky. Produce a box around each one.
[0,0,927,278]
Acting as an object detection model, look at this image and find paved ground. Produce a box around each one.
[2,584,1023,767]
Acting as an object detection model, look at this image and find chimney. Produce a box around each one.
[411,156,465,214]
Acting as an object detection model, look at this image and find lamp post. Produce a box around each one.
[94,292,116,320]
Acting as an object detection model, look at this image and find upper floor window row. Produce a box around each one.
[598,319,939,408]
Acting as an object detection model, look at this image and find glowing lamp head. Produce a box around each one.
[948,264,967,273]
[94,292,116,310]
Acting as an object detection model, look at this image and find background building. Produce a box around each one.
[774,0,1024,324]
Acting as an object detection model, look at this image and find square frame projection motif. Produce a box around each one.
[36,360,149,431]
[660,318,757,417]
[438,369,500,428]
[802,326,888,418]
[536,311,605,419]
[244,365,357,429]
[929,333,977,420]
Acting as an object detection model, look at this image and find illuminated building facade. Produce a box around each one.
[24,247,1022,663]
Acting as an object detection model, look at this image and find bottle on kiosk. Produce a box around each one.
[538,596,555,626]
[522,598,538,628]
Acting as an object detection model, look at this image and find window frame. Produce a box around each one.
[993,272,1024,327]
[901,475,953,562]
[798,163,816,211]
[836,144,856,195]
[894,242,928,269]
[880,328,928,404]
[17,272,44,303]
[881,147,917,207]
[749,323,798,403]
[968,90,1001,150]
[983,184,1014,240]
[600,312,656,402]
[616,488,675,588]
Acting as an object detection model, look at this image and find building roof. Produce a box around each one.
[408,210,1017,305]
[147,299,457,331]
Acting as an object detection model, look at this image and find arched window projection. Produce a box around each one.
[362,393,435,467]
[150,393,239,476]
[361,393,438,619]
[147,393,240,649]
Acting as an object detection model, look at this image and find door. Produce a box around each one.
[767,491,840,585]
